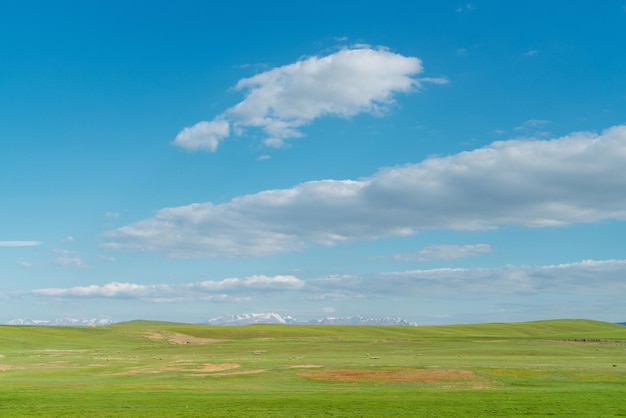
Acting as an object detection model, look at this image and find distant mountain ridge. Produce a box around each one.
[305,315,416,326]
[204,313,417,326]
[4,313,415,326]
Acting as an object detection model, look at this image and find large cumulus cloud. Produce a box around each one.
[106,125,626,258]
[173,46,430,150]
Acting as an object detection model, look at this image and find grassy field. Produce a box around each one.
[1,319,626,416]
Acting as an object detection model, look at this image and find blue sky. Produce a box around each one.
[1,1,625,325]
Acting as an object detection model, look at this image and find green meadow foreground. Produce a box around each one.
[1,320,626,417]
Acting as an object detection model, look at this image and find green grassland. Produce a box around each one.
[1,319,626,416]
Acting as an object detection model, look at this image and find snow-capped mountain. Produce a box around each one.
[205,312,299,325]
[205,313,416,326]
[305,315,415,326]
[7,318,114,326]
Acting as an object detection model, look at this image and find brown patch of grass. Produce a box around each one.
[111,368,159,376]
[0,364,24,371]
[144,330,222,344]
[112,362,241,376]
[194,369,267,377]
[196,363,240,372]
[301,368,478,385]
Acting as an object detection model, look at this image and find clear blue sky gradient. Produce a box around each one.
[1,1,625,324]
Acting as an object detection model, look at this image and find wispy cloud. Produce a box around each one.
[394,244,493,261]
[513,119,551,138]
[53,257,85,267]
[523,49,540,57]
[0,241,42,247]
[106,124,626,258]
[96,255,116,263]
[311,259,626,299]
[513,119,550,131]
[53,249,86,268]
[520,119,549,127]
[173,46,442,151]
[455,3,476,12]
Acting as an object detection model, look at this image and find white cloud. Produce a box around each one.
[174,120,230,152]
[105,212,120,219]
[107,124,626,258]
[173,46,429,151]
[19,261,32,268]
[32,282,172,298]
[62,236,74,243]
[0,241,42,247]
[30,274,305,301]
[394,244,493,261]
[192,275,304,292]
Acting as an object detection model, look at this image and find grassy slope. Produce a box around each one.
[111,318,626,339]
[1,319,626,417]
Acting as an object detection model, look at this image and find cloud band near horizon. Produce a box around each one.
[26,259,626,302]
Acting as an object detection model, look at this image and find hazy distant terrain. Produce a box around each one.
[7,313,416,326]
